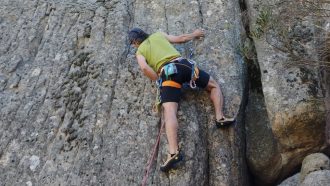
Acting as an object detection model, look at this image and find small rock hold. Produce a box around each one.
[9,74,21,89]
[0,74,8,90]
[8,55,22,73]
[83,24,91,38]
[26,181,32,186]
[29,155,40,171]
[67,133,78,142]
[91,72,100,79]
[73,86,82,96]
[32,68,41,77]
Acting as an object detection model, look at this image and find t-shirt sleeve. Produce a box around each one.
[136,46,145,57]
[136,48,141,56]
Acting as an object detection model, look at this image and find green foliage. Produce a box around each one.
[250,8,272,39]
[250,1,330,68]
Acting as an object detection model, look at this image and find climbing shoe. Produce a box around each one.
[160,150,183,172]
[215,117,235,128]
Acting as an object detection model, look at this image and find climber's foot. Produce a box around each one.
[215,117,235,128]
[160,150,183,172]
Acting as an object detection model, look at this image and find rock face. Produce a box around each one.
[278,153,330,186]
[301,170,330,186]
[0,0,328,186]
[245,0,330,184]
[300,153,330,182]
[0,0,248,185]
[277,173,300,186]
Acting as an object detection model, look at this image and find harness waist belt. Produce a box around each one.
[162,80,182,89]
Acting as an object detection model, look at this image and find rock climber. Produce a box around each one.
[128,28,235,172]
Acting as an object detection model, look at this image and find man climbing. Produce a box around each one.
[128,28,235,172]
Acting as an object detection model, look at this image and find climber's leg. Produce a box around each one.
[205,76,224,121]
[162,102,179,154]
[205,76,235,127]
[160,102,183,172]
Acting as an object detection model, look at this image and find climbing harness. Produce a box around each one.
[152,58,200,114]
[162,80,182,89]
[152,38,201,113]
[141,110,165,186]
[152,57,180,113]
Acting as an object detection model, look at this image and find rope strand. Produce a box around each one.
[141,109,165,186]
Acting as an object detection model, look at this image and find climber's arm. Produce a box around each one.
[161,29,204,44]
[136,54,158,81]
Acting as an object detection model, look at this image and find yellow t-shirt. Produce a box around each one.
[136,32,180,72]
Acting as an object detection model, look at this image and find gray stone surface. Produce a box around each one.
[245,0,329,184]
[0,0,248,185]
[279,154,330,186]
[277,173,300,186]
[279,168,330,186]
[0,0,328,185]
[301,170,330,186]
[300,153,330,182]
[245,91,282,184]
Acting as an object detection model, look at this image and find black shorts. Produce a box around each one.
[160,58,210,103]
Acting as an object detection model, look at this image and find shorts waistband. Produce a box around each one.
[169,57,183,63]
[157,57,184,74]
